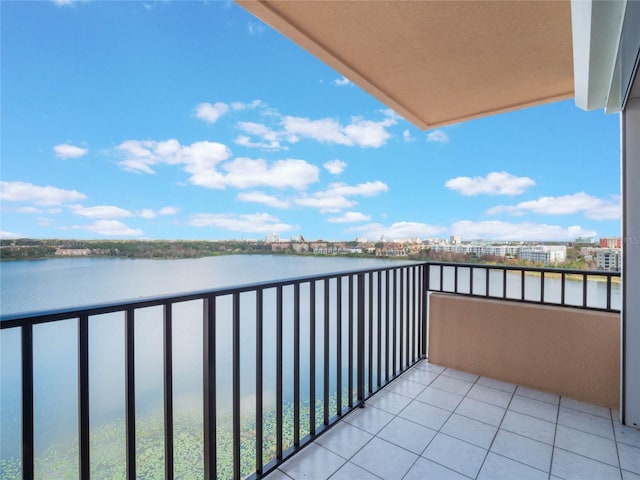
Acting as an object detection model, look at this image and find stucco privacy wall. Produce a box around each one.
[428,293,619,408]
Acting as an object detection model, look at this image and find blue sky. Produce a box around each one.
[0,1,621,242]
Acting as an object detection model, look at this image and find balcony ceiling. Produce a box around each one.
[237,0,575,130]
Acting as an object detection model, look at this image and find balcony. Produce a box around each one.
[1,261,635,480]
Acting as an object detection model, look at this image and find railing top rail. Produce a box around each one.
[425,261,621,278]
[1,261,422,328]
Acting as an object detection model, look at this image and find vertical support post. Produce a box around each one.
[276,287,283,459]
[310,281,316,432]
[348,276,354,408]
[357,273,365,406]
[324,279,330,425]
[78,314,90,480]
[125,308,136,480]
[203,296,216,480]
[256,289,264,471]
[336,277,342,416]
[293,284,300,445]
[22,324,34,480]
[232,293,241,480]
[163,304,174,480]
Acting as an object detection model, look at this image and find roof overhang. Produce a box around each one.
[237,0,575,130]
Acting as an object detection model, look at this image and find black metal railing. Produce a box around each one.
[425,262,621,313]
[0,263,427,480]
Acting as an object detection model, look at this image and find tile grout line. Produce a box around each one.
[548,394,562,480]
[608,407,624,480]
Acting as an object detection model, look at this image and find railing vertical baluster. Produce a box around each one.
[503,269,507,299]
[203,296,216,480]
[393,269,397,376]
[405,268,410,368]
[310,281,316,433]
[485,268,490,297]
[561,273,566,306]
[469,267,474,295]
[454,265,458,293]
[232,293,241,480]
[607,275,612,310]
[541,271,545,303]
[293,285,300,446]
[357,273,365,405]
[439,265,444,291]
[348,276,354,409]
[377,271,382,389]
[336,277,342,417]
[323,279,330,425]
[256,289,264,470]
[412,266,417,362]
[125,308,136,480]
[22,324,34,480]
[276,287,283,459]
[583,273,588,307]
[162,304,174,480]
[399,268,404,370]
[521,270,525,300]
[78,314,90,480]
[423,265,429,358]
[368,273,373,395]
[385,270,390,380]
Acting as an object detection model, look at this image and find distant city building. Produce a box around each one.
[600,237,622,248]
[518,245,566,264]
[265,233,280,243]
[575,236,596,244]
[450,235,461,244]
[596,249,621,271]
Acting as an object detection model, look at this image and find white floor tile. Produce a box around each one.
[623,470,640,480]
[509,394,559,423]
[618,442,640,475]
[551,448,622,480]
[555,425,619,467]
[500,410,556,445]
[314,422,373,459]
[477,376,517,394]
[415,386,464,411]
[441,413,498,449]
[398,399,452,430]
[455,397,506,427]
[279,444,346,480]
[367,390,412,415]
[560,397,611,419]
[264,469,293,480]
[386,379,426,399]
[417,361,445,374]
[491,429,552,472]
[329,461,380,480]
[516,385,560,405]
[615,422,640,448]
[422,433,487,478]
[350,437,417,480]
[557,407,615,440]
[401,368,439,386]
[343,406,394,435]
[377,416,437,454]
[431,375,473,396]
[478,452,548,480]
[404,457,469,480]
[442,367,479,383]
[468,383,513,408]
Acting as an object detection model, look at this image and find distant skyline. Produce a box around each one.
[0,1,622,242]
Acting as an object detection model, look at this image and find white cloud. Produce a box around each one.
[52,0,82,6]
[195,102,230,124]
[79,220,144,237]
[54,143,88,159]
[138,206,179,219]
[236,121,284,149]
[487,192,620,220]
[451,220,597,241]
[402,129,414,143]
[328,211,371,223]
[248,22,267,35]
[158,206,179,216]
[333,76,351,86]
[445,171,536,196]
[72,204,133,219]
[0,181,86,206]
[189,213,294,233]
[324,159,347,175]
[219,158,319,190]
[295,181,388,213]
[427,130,449,143]
[0,230,21,239]
[231,100,263,111]
[348,221,446,240]
[237,191,291,209]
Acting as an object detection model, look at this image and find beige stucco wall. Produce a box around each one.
[428,293,620,409]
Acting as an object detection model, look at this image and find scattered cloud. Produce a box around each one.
[77,220,144,237]
[445,171,536,196]
[136,207,180,219]
[236,122,285,150]
[17,206,62,214]
[71,204,133,219]
[54,143,88,159]
[327,211,371,223]
[486,192,620,220]
[402,129,415,143]
[295,181,389,213]
[0,230,21,239]
[158,206,179,216]
[195,102,229,124]
[0,181,86,206]
[52,0,83,6]
[231,100,263,111]
[333,76,351,86]
[189,212,294,233]
[247,22,267,35]
[216,158,319,190]
[427,130,449,143]
[451,220,597,241]
[324,159,347,175]
[237,191,291,209]
[348,221,446,240]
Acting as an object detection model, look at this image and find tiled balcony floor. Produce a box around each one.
[266,360,640,480]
